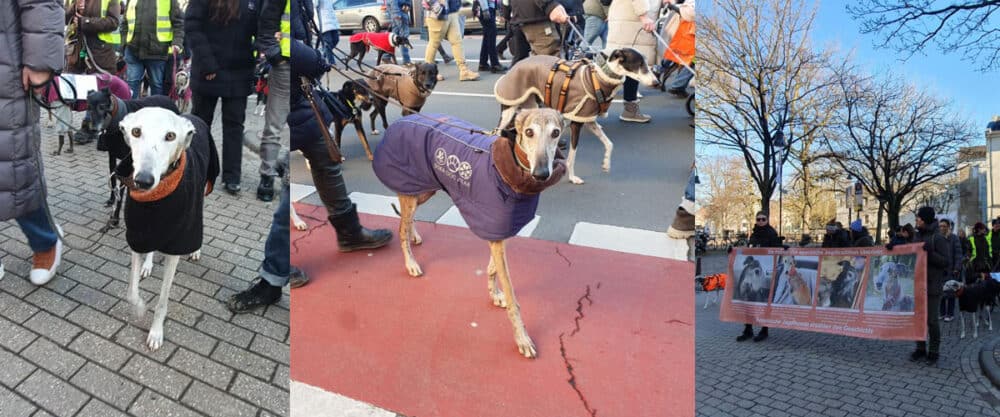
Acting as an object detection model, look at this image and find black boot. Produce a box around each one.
[909,349,927,362]
[227,278,282,313]
[752,327,769,342]
[329,204,392,252]
[924,352,939,366]
[257,175,275,201]
[736,324,754,342]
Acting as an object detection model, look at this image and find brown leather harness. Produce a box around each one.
[543,59,614,115]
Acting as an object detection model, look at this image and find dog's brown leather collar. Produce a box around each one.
[129,152,186,203]
[491,136,565,195]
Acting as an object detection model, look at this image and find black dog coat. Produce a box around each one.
[120,115,220,255]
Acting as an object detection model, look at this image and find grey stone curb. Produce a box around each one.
[980,336,1000,389]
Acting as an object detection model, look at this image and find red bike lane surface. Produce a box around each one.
[290,203,695,417]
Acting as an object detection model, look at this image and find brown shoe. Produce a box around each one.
[667,206,695,239]
[289,267,309,289]
[30,238,62,285]
[619,100,651,123]
[459,65,480,81]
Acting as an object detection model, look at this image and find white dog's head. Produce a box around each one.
[514,108,564,181]
[119,107,195,191]
[605,48,657,87]
[942,279,964,295]
[875,262,907,292]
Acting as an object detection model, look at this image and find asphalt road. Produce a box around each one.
[290,35,694,243]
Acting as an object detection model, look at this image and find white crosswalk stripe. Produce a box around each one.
[291,381,396,417]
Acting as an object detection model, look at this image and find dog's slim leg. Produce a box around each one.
[408,192,433,246]
[490,240,536,358]
[127,251,147,319]
[140,252,154,278]
[585,121,613,173]
[974,310,979,339]
[291,204,308,230]
[106,154,117,207]
[354,119,374,161]
[369,105,381,135]
[487,256,505,307]
[566,135,583,185]
[398,195,422,277]
[960,312,967,339]
[147,254,179,351]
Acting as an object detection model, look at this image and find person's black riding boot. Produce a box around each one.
[909,349,927,362]
[736,324,754,342]
[924,352,939,366]
[257,175,275,201]
[752,326,769,342]
[227,278,282,313]
[329,204,392,252]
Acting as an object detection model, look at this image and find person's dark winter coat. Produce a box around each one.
[969,234,991,280]
[916,222,951,297]
[748,224,782,248]
[288,0,334,151]
[852,227,875,247]
[65,0,121,73]
[184,0,260,97]
[510,0,561,25]
[257,0,285,63]
[822,229,851,248]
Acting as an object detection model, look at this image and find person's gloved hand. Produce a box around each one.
[727,246,733,254]
[885,243,895,251]
[923,241,931,252]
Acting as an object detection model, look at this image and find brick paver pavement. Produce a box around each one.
[696,252,1000,417]
[0,103,289,417]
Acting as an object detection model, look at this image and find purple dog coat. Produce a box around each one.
[373,114,562,241]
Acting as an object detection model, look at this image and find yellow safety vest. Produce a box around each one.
[126,0,174,43]
[280,0,290,57]
[97,0,122,44]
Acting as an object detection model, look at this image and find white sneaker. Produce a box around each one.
[0,260,5,282]
[29,225,63,286]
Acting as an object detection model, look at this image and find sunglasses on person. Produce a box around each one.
[756,217,767,222]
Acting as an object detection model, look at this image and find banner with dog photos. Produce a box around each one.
[719,244,927,340]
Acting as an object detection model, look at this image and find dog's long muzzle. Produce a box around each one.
[531,165,550,181]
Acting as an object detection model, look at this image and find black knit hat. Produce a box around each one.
[917,206,936,224]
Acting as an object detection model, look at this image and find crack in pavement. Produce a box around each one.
[664,319,691,326]
[570,285,594,337]
[559,283,601,417]
[555,246,571,267]
[291,222,327,254]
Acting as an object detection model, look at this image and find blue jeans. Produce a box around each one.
[583,15,607,50]
[260,184,290,287]
[16,205,58,252]
[394,14,412,64]
[320,30,340,66]
[670,66,694,90]
[124,47,166,98]
[685,166,697,203]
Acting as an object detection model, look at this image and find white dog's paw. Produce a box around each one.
[515,332,537,359]
[960,332,966,339]
[602,160,611,173]
[372,129,381,135]
[405,259,424,277]
[189,250,201,262]
[569,176,585,185]
[293,219,308,230]
[146,327,164,350]
[140,258,154,278]
[491,288,507,308]
[411,229,423,245]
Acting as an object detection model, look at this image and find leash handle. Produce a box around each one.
[300,76,343,162]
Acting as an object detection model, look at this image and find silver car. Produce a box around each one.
[335,0,392,33]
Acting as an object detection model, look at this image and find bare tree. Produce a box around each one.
[698,0,837,215]
[822,70,977,241]
[847,1,1000,72]
[697,156,760,234]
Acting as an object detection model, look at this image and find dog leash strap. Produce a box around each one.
[300,76,343,162]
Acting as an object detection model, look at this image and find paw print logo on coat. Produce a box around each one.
[435,148,447,166]
[458,161,472,180]
[446,155,460,173]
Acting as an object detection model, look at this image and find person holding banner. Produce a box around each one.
[735,211,783,342]
[990,218,1000,270]
[901,206,949,366]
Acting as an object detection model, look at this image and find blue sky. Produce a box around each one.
[811,1,1000,131]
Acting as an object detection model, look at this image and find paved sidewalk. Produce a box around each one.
[696,252,1000,417]
[0,104,289,417]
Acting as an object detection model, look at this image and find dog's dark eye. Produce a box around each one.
[551,129,561,138]
[165,132,176,142]
[131,128,141,137]
[525,128,534,137]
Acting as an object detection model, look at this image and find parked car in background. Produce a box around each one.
[335,0,392,32]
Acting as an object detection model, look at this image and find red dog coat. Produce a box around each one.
[349,32,396,55]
